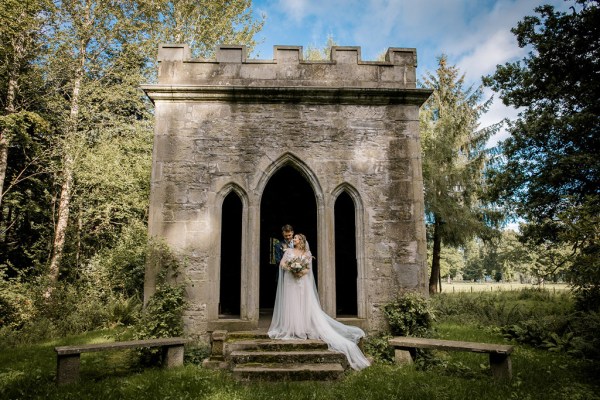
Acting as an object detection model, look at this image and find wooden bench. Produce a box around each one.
[389,336,514,381]
[54,337,189,385]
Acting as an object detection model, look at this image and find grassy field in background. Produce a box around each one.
[442,282,570,293]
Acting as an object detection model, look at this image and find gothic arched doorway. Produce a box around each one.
[219,191,242,317]
[335,191,358,316]
[259,165,317,310]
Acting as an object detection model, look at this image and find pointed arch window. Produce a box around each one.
[219,191,242,317]
[335,191,358,316]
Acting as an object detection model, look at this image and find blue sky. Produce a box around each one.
[250,0,568,144]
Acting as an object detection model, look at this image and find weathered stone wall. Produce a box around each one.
[142,44,431,338]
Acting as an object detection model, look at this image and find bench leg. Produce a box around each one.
[394,349,414,365]
[57,354,81,385]
[489,353,512,381]
[162,345,185,368]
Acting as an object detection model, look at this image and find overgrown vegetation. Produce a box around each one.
[0,0,264,342]
[431,289,600,360]
[363,292,435,365]
[483,0,600,310]
[383,291,435,337]
[0,237,186,351]
[1,289,599,400]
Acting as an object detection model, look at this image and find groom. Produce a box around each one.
[274,224,294,279]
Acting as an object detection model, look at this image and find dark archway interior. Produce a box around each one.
[335,191,358,316]
[219,192,242,317]
[260,165,317,309]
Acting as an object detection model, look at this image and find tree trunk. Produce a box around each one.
[47,153,74,283]
[0,133,9,208]
[47,53,85,284]
[0,73,18,209]
[429,219,442,294]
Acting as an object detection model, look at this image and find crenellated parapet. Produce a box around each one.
[156,44,417,87]
[146,44,428,105]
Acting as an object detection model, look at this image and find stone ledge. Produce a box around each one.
[142,85,432,106]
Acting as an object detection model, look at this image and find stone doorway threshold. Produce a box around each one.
[259,308,273,329]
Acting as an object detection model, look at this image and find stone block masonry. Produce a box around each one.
[142,44,431,339]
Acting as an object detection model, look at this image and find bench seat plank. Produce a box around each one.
[388,337,513,355]
[55,337,188,355]
[55,337,189,385]
[388,336,514,381]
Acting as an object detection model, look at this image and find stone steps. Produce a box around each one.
[230,349,347,366]
[220,331,348,381]
[226,339,328,354]
[232,362,345,381]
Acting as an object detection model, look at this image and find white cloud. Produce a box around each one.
[255,0,569,75]
[456,29,524,83]
[479,87,521,148]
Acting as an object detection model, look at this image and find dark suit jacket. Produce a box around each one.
[274,240,290,266]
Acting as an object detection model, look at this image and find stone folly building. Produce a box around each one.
[142,44,431,339]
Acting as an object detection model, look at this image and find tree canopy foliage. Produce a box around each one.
[484,0,600,310]
[0,0,263,288]
[420,55,502,294]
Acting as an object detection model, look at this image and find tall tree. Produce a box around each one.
[420,55,501,294]
[483,0,600,309]
[44,0,152,286]
[43,0,264,286]
[0,0,50,208]
[147,0,264,58]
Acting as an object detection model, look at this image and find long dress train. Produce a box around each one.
[268,249,370,370]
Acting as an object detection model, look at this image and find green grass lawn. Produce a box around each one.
[1,325,598,400]
[2,289,599,400]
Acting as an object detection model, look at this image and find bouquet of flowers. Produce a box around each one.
[285,256,309,278]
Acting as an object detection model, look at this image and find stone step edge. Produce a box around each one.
[226,340,329,354]
[227,339,327,346]
[230,349,342,356]
[233,362,345,372]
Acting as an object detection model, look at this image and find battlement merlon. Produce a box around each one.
[153,44,420,89]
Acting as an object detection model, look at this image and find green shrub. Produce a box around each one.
[0,266,36,330]
[106,295,142,327]
[567,311,600,360]
[383,291,434,337]
[517,287,553,301]
[133,285,184,341]
[132,240,185,365]
[184,342,211,365]
[362,333,394,364]
[88,221,148,298]
[501,315,571,348]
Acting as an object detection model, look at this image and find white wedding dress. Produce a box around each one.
[268,247,371,370]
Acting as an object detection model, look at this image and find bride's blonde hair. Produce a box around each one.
[296,233,307,251]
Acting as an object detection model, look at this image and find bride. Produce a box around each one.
[268,233,371,370]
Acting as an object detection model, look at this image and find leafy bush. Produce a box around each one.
[88,221,148,298]
[362,333,394,364]
[184,342,211,365]
[501,315,571,349]
[133,284,184,341]
[438,290,600,360]
[132,240,185,364]
[516,287,554,301]
[383,291,434,337]
[36,281,111,333]
[106,295,142,327]
[564,311,600,360]
[0,266,36,330]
